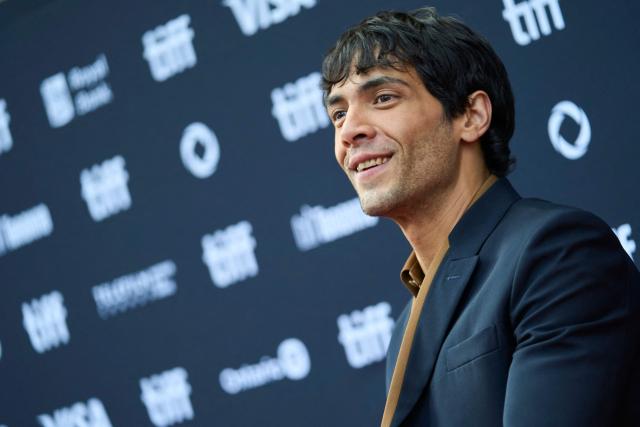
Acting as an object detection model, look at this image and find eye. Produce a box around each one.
[375,94,395,104]
[332,110,346,122]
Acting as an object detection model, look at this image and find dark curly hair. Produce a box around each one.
[321,7,516,176]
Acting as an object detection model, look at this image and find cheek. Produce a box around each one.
[334,138,345,167]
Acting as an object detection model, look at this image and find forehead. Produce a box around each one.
[325,66,423,104]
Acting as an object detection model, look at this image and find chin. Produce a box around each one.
[358,194,395,218]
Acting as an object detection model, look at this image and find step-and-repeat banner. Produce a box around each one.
[0,0,638,425]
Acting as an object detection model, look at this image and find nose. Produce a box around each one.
[338,106,376,148]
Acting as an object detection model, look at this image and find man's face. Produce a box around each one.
[326,66,461,219]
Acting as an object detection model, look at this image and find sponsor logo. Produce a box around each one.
[81,155,132,222]
[140,367,194,427]
[223,0,316,36]
[202,220,258,288]
[0,99,12,156]
[37,398,113,427]
[291,197,378,251]
[180,122,220,179]
[548,100,591,160]
[92,260,177,319]
[40,54,113,128]
[271,71,328,142]
[22,290,69,354]
[502,0,565,46]
[0,203,53,257]
[219,338,311,394]
[338,302,394,369]
[613,223,636,261]
[143,14,197,82]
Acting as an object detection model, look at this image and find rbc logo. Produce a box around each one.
[40,73,74,128]
[548,100,591,160]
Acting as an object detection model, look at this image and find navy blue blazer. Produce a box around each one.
[385,179,640,426]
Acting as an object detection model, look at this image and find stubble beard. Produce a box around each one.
[355,120,456,220]
[358,188,396,217]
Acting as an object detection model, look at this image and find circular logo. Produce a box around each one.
[547,100,591,160]
[180,122,220,178]
[278,338,311,380]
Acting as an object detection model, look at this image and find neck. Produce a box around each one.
[396,166,491,272]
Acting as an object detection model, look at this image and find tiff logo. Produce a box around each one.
[37,398,113,427]
[0,99,13,156]
[223,0,316,36]
[338,301,394,369]
[202,220,259,288]
[272,71,328,142]
[143,14,197,82]
[81,155,132,222]
[22,290,70,354]
[613,223,636,261]
[140,367,194,427]
[502,0,565,46]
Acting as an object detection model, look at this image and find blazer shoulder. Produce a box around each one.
[497,197,619,248]
[489,197,636,281]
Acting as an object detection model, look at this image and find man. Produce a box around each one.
[321,7,639,427]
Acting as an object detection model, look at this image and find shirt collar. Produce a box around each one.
[400,252,424,297]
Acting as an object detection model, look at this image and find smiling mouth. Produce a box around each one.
[356,156,391,172]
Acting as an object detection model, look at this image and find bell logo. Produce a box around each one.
[547,100,591,160]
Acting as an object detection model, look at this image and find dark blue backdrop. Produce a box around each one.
[0,0,638,426]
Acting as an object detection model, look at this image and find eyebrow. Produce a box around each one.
[325,76,411,108]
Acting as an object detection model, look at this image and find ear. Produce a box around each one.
[459,90,492,144]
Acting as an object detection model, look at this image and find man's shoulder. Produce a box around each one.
[500,196,612,240]
[485,195,631,271]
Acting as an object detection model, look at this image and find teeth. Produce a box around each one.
[356,157,389,172]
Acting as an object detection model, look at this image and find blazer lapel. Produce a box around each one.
[391,255,479,426]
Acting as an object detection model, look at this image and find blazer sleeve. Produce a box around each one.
[503,209,640,426]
